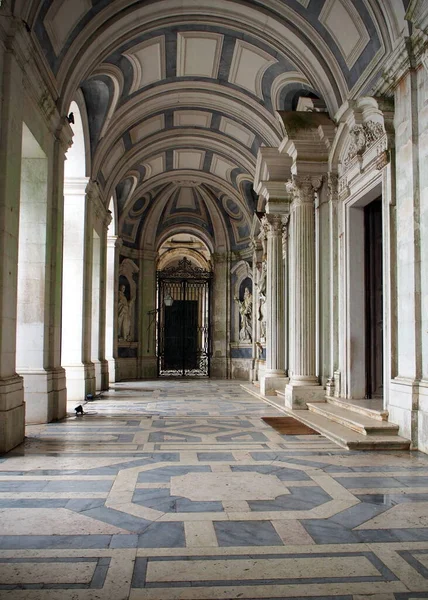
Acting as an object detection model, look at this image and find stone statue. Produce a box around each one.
[235,287,253,343]
[256,261,267,342]
[118,284,133,341]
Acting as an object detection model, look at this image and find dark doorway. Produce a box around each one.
[157,258,212,377]
[164,301,198,371]
[364,198,383,398]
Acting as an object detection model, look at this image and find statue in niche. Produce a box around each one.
[118,284,134,341]
[256,261,267,342]
[235,287,253,343]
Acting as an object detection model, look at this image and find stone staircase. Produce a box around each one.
[242,384,411,451]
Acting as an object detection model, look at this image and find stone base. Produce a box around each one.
[107,358,116,384]
[100,359,109,391]
[0,375,25,453]
[284,383,326,409]
[210,357,228,379]
[139,356,157,379]
[260,372,287,396]
[230,358,252,380]
[50,367,67,421]
[93,359,102,391]
[117,357,138,380]
[63,363,95,402]
[18,368,67,424]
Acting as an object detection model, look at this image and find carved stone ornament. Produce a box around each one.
[344,120,385,166]
[376,149,390,171]
[158,256,212,280]
[291,175,323,206]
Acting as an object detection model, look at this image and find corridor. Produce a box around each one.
[1,380,428,599]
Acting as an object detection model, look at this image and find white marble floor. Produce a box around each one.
[1,380,428,599]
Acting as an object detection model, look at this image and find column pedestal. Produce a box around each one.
[63,363,95,402]
[19,367,66,423]
[0,375,25,453]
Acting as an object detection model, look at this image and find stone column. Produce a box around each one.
[250,237,263,381]
[106,235,119,383]
[43,125,73,421]
[0,47,25,452]
[282,217,290,377]
[62,176,94,401]
[285,175,325,407]
[99,220,110,391]
[86,182,112,392]
[260,215,287,395]
[326,174,339,397]
[211,252,230,378]
[139,251,157,379]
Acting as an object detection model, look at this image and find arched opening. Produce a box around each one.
[156,235,213,377]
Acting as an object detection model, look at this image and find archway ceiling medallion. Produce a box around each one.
[119,181,252,252]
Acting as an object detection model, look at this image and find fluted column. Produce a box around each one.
[285,175,325,407]
[282,217,290,377]
[260,214,287,395]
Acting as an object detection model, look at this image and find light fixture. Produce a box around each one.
[164,293,173,307]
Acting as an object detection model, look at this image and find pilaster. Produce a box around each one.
[62,175,94,401]
[139,250,157,379]
[211,252,230,378]
[0,45,24,450]
[259,212,288,395]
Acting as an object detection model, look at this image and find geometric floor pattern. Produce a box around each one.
[1,380,428,598]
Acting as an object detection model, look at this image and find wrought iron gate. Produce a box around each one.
[157,258,212,377]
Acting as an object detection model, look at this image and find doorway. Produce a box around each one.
[157,258,212,376]
[364,198,383,398]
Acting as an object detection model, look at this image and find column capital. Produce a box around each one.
[261,214,284,237]
[86,179,112,230]
[291,174,324,207]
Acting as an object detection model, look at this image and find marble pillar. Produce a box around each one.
[106,235,118,383]
[139,251,157,379]
[99,224,109,391]
[211,253,230,378]
[260,215,287,395]
[327,174,339,397]
[285,176,325,407]
[62,177,94,401]
[282,217,289,377]
[0,49,25,452]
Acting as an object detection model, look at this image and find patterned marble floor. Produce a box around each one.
[2,380,428,599]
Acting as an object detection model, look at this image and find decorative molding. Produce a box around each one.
[158,256,212,280]
[344,120,385,167]
[376,149,390,171]
[86,180,112,229]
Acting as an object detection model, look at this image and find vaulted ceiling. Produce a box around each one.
[16,0,409,251]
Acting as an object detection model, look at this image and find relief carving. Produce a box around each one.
[344,120,385,166]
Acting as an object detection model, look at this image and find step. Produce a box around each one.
[288,409,410,451]
[326,396,388,422]
[307,402,399,436]
[240,384,410,451]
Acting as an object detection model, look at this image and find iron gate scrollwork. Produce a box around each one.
[157,258,213,377]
